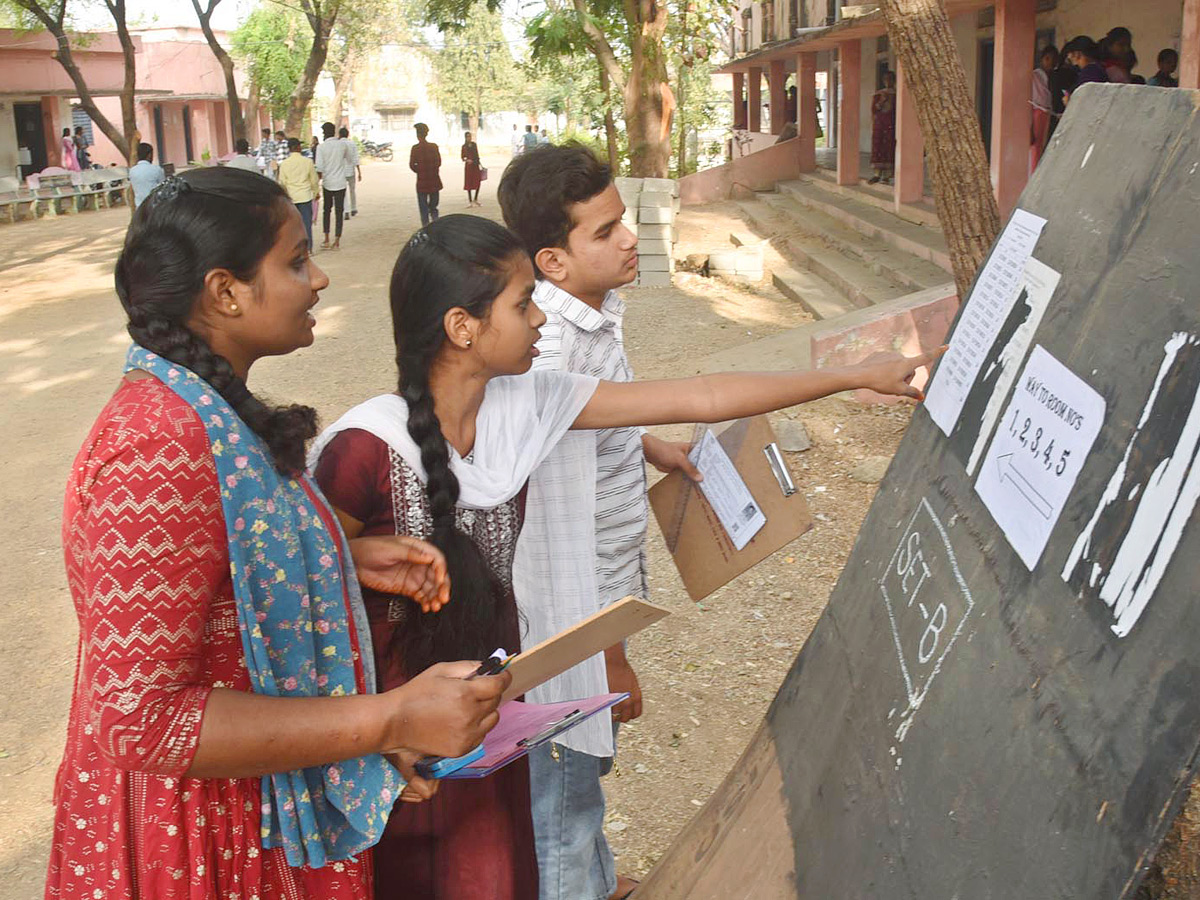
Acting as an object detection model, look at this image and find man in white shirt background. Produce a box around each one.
[339,126,362,219]
[315,121,353,249]
[225,138,259,172]
[511,122,523,158]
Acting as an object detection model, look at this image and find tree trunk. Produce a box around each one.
[285,3,337,136]
[245,78,262,136]
[330,45,357,129]
[880,0,999,298]
[598,62,619,172]
[623,8,672,178]
[191,1,246,144]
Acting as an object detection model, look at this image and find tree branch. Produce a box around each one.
[570,0,624,91]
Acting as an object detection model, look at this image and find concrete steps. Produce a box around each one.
[776,178,952,273]
[759,192,950,295]
[737,198,911,314]
[806,168,941,229]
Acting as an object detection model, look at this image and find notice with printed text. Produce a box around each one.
[925,208,1048,436]
[975,345,1106,569]
[689,429,766,551]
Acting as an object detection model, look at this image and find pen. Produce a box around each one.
[517,709,585,748]
[466,648,513,680]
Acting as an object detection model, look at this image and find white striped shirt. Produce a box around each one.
[512,280,648,757]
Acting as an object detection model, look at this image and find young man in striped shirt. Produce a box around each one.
[500,145,699,900]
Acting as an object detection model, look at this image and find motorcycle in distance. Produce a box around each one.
[361,140,393,162]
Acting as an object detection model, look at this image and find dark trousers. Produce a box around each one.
[322,188,346,238]
[417,191,440,226]
[296,201,313,250]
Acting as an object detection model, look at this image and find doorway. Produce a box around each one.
[153,104,166,164]
[13,102,47,177]
[182,105,194,163]
[978,38,995,156]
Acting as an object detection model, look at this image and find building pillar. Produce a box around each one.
[748,66,763,132]
[769,59,787,134]
[1182,0,1200,89]
[837,40,861,185]
[733,71,747,129]
[894,60,924,209]
[991,0,1035,217]
[797,52,818,171]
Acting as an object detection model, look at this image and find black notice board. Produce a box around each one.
[639,85,1200,899]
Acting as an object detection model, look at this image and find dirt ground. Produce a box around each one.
[5,150,1185,898]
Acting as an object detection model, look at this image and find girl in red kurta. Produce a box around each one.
[45,167,508,900]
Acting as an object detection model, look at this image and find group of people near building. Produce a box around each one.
[1030,26,1181,168]
[43,139,936,900]
[512,122,552,157]
[57,126,91,172]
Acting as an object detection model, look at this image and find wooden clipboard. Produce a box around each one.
[649,415,813,601]
[501,596,670,703]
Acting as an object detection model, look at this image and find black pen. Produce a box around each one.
[466,648,513,680]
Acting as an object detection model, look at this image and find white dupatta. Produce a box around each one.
[307,369,599,509]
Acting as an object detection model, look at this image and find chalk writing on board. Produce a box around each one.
[880,497,975,725]
[925,208,1048,436]
[976,346,1106,570]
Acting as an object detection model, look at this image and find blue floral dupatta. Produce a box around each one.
[127,345,403,868]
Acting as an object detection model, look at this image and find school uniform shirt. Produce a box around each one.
[316,138,354,192]
[512,280,649,758]
[278,152,320,205]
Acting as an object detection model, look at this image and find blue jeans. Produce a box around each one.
[295,201,313,250]
[528,739,617,900]
[417,191,439,226]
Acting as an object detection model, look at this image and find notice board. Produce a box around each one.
[636,85,1200,899]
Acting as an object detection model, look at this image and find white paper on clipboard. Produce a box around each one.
[689,429,766,551]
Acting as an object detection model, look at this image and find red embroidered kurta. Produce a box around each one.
[46,378,372,900]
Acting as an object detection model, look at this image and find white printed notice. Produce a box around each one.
[975,345,1106,569]
[689,429,766,551]
[925,208,1048,436]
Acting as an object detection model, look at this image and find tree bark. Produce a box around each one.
[622,0,671,176]
[598,62,619,172]
[190,0,247,144]
[285,0,340,136]
[329,44,357,129]
[245,77,262,136]
[880,0,1000,297]
[13,0,135,161]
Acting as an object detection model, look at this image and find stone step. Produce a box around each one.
[776,179,952,273]
[759,192,949,295]
[805,167,941,228]
[738,199,909,309]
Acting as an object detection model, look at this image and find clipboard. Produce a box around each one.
[444,694,627,779]
[649,415,813,601]
[501,596,670,703]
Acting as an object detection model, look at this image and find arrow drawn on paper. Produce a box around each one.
[996,453,1053,519]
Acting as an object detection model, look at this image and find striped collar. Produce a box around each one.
[533,279,625,333]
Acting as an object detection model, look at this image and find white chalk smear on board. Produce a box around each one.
[1081,143,1095,169]
[925,209,1048,436]
[1062,333,1200,637]
[966,258,1062,476]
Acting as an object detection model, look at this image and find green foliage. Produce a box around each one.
[428,5,521,119]
[231,4,310,122]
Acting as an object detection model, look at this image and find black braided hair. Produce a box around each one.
[389,215,528,676]
[114,166,317,474]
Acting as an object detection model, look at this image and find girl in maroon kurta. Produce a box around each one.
[462,133,482,207]
[869,71,897,184]
[315,432,538,900]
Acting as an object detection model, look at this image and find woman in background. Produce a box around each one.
[462,131,482,208]
[868,71,896,185]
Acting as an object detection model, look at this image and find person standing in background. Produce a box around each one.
[511,123,523,158]
[339,127,362,218]
[410,123,442,226]
[256,128,278,179]
[522,125,538,154]
[1148,48,1179,87]
[226,138,260,172]
[1031,46,1058,170]
[128,142,164,207]
[1099,27,1133,84]
[316,122,353,250]
[73,126,91,169]
[279,137,320,250]
[867,71,896,185]
[461,132,482,208]
[60,128,81,172]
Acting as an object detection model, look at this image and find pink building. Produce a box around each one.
[0,25,266,179]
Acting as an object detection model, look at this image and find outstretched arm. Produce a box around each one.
[573,349,941,431]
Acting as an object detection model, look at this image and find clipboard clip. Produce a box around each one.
[763,442,797,496]
[517,709,586,749]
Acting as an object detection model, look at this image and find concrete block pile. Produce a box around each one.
[614,176,680,288]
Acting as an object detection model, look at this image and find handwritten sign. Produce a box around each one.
[925,208,1047,436]
[975,345,1106,569]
